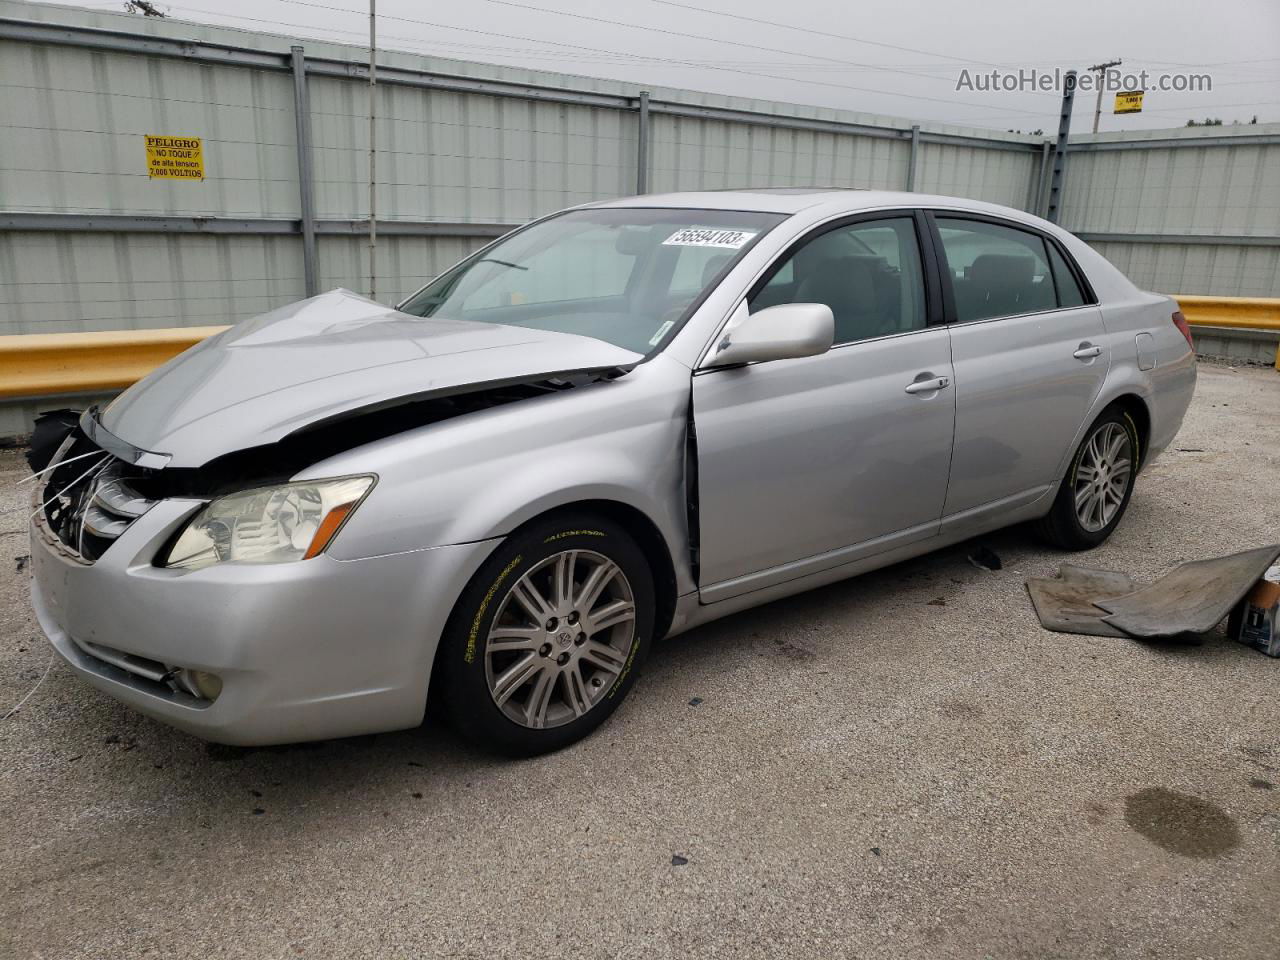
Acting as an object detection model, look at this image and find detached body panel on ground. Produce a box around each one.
[27,189,1196,748]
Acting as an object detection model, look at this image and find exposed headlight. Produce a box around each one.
[163,476,375,571]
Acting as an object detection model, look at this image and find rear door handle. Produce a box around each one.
[1073,343,1102,359]
[904,375,951,395]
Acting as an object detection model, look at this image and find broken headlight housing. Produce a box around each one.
[162,476,375,571]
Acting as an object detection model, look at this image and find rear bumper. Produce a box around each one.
[29,499,497,745]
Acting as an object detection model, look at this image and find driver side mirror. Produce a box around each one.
[706,301,835,367]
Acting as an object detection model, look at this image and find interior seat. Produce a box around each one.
[964,253,1048,318]
[795,255,885,343]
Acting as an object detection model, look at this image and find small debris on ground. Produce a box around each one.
[870,847,881,857]
[688,697,703,706]
[14,555,29,572]
[968,546,1003,572]
[927,598,947,606]
[671,854,689,866]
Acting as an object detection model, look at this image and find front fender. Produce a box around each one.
[300,358,694,590]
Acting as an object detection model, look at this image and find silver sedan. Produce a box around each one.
[28,189,1196,754]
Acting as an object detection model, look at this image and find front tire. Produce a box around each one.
[435,513,654,756]
[1035,406,1141,551]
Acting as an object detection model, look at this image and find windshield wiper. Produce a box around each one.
[474,257,528,271]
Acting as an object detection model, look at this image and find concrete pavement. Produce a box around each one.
[1,361,1277,960]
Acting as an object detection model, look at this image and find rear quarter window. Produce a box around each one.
[1047,241,1089,308]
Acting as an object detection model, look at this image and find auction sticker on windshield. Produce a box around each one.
[663,227,757,249]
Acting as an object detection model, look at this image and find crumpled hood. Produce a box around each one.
[100,289,642,467]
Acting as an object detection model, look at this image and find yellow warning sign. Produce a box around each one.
[145,135,204,180]
[1114,91,1144,115]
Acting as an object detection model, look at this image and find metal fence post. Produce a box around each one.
[906,124,919,192]
[636,90,650,195]
[1033,139,1052,216]
[1025,138,1044,212]
[290,45,319,297]
[1045,70,1076,224]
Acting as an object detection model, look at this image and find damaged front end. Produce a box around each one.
[37,362,631,564]
[35,427,161,565]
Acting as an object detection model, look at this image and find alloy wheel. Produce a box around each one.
[484,549,636,729]
[1073,421,1133,532]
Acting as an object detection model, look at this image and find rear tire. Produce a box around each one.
[435,513,653,756]
[1035,406,1141,551]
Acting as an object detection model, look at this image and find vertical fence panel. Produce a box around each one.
[2,0,1277,366]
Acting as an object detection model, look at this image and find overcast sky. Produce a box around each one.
[43,0,1280,133]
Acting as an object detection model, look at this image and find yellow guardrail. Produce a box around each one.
[0,296,1276,400]
[0,326,229,400]
[1176,295,1280,332]
[1176,295,1280,370]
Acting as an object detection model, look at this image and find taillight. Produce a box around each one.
[1171,310,1194,349]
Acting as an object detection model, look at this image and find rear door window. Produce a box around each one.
[934,218,1057,322]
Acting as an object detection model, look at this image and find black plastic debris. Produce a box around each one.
[25,409,81,474]
[671,854,689,866]
[968,546,1003,571]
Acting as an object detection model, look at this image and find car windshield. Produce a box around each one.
[398,208,786,354]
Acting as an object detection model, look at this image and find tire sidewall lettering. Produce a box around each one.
[465,554,523,664]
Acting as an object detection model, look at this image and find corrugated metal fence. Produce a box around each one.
[2,0,1278,345]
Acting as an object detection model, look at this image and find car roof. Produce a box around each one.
[589,188,1043,223]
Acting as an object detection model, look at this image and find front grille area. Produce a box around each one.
[41,437,158,563]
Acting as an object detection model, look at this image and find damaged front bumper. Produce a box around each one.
[30,495,498,745]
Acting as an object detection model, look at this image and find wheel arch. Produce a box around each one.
[1055,379,1154,480]
[434,496,679,656]
[508,499,680,643]
[425,497,681,715]
[1105,392,1151,466]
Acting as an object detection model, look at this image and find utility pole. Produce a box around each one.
[368,0,377,301]
[1088,59,1122,134]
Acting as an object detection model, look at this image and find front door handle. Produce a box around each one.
[1073,343,1102,360]
[904,375,951,395]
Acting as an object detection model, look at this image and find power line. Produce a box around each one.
[469,0,1017,89]
[266,0,1051,117]
[158,2,1279,129]
[646,3,1280,77]
[644,0,1009,69]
